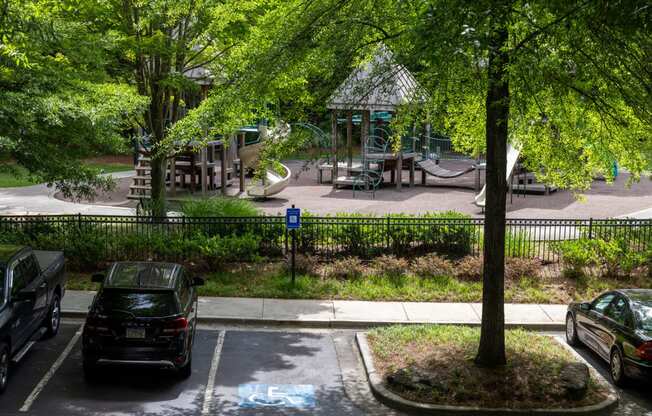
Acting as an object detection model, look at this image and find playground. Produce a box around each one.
[21,46,647,219]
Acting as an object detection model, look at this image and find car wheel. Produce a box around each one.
[179,355,192,379]
[610,348,628,387]
[44,294,61,338]
[0,343,9,394]
[565,313,579,346]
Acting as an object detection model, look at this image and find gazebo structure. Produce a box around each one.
[325,46,428,191]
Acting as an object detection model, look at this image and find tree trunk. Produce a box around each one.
[149,154,167,217]
[475,22,510,368]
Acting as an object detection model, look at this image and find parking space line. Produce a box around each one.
[19,325,83,413]
[201,330,225,416]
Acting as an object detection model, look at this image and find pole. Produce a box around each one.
[291,204,296,285]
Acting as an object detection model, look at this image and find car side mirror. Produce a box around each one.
[579,302,591,311]
[91,273,105,283]
[192,277,205,286]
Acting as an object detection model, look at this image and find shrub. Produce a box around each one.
[193,233,262,268]
[180,197,260,217]
[505,230,534,257]
[289,254,318,275]
[332,213,384,257]
[371,255,409,278]
[416,211,476,257]
[454,256,483,281]
[553,239,600,278]
[505,257,541,280]
[411,254,454,278]
[322,257,366,280]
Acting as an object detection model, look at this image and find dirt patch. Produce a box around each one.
[368,326,610,409]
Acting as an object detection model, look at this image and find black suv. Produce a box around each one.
[82,262,203,379]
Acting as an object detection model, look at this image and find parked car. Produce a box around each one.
[0,245,66,393]
[566,289,652,385]
[82,262,203,379]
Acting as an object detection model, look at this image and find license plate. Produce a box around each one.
[126,328,146,339]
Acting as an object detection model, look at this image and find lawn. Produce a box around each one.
[366,325,609,409]
[0,159,133,188]
[65,261,652,304]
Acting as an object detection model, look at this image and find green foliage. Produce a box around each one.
[554,237,647,278]
[553,239,601,277]
[180,197,260,218]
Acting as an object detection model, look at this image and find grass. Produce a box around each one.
[367,325,608,409]
[65,261,652,304]
[0,159,133,188]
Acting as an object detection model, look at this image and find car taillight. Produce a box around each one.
[85,315,110,334]
[635,341,652,361]
[162,317,188,335]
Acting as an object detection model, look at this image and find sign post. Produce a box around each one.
[285,205,301,285]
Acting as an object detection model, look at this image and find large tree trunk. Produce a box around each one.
[475,23,510,368]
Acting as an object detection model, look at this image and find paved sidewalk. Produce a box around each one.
[0,171,136,215]
[62,290,568,329]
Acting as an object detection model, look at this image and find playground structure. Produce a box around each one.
[127,122,292,201]
[323,47,424,196]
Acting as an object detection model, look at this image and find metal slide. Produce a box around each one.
[474,144,520,208]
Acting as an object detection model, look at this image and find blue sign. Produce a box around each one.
[239,384,315,408]
[286,208,301,229]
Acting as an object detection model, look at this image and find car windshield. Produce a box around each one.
[106,263,177,289]
[632,301,652,331]
[95,290,178,318]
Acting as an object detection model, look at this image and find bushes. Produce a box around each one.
[322,257,366,280]
[371,255,409,278]
[411,254,454,278]
[180,197,260,217]
[454,256,483,281]
[554,238,647,278]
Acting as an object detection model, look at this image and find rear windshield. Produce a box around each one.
[632,302,652,331]
[106,263,177,289]
[95,290,178,318]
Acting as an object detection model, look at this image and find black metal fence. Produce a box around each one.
[0,214,650,269]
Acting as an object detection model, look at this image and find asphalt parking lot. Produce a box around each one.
[1,323,651,416]
[0,323,379,416]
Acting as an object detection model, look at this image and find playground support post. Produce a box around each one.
[331,110,338,187]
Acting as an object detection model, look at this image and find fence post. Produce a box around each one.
[386,216,391,254]
[588,217,593,240]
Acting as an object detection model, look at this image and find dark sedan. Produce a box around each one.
[82,262,203,379]
[566,289,652,386]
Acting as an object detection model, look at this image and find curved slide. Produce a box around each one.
[239,126,291,198]
[474,144,520,208]
[247,163,291,198]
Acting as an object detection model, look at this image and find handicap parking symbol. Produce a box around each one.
[238,384,315,408]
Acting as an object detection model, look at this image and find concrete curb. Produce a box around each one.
[355,332,619,416]
[61,309,565,331]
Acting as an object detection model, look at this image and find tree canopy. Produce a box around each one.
[0,0,147,198]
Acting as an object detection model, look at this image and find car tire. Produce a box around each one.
[610,348,628,387]
[565,313,579,346]
[44,294,61,338]
[179,355,192,379]
[0,343,9,394]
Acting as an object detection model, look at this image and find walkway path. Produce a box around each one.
[62,290,567,329]
[0,171,136,215]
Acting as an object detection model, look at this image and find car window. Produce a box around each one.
[605,296,630,326]
[11,260,30,296]
[0,266,5,305]
[632,301,652,331]
[95,290,178,317]
[107,263,176,288]
[178,281,191,309]
[592,293,616,314]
